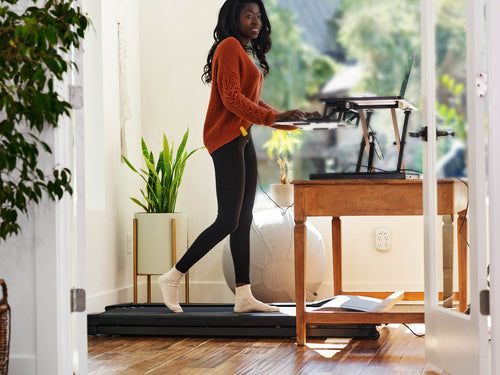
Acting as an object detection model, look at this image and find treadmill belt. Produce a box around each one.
[88,302,380,340]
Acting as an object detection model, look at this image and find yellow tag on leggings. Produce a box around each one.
[240,126,248,136]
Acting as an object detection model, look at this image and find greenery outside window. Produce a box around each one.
[254,0,467,205]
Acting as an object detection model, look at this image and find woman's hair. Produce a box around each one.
[202,0,272,84]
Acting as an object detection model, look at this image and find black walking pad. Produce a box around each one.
[87,300,380,340]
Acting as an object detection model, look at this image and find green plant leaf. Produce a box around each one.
[130,197,148,212]
[123,131,202,213]
[0,0,89,241]
[122,155,139,173]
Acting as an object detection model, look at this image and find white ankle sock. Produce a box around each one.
[234,284,280,313]
[158,267,184,313]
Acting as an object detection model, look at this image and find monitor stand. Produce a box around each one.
[309,106,416,180]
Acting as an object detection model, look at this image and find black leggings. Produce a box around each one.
[175,130,257,285]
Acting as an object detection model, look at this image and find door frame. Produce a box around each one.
[487,0,500,372]
[421,0,490,374]
[34,16,88,375]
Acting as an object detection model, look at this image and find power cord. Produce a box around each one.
[402,323,425,337]
[257,173,294,216]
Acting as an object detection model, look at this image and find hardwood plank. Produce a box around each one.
[208,339,295,375]
[390,325,428,374]
[88,324,450,375]
[88,337,206,375]
[144,339,213,375]
[295,338,354,374]
[88,337,174,374]
[126,338,206,374]
[327,325,394,375]
[422,362,452,375]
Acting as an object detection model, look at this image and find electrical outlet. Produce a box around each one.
[126,233,133,254]
[375,227,391,251]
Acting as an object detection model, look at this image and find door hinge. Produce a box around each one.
[479,289,489,316]
[70,288,86,313]
[69,84,84,109]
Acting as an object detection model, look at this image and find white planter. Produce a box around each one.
[133,212,187,275]
[270,183,294,207]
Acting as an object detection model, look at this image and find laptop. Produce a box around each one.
[274,55,416,128]
[319,54,416,107]
[307,55,420,180]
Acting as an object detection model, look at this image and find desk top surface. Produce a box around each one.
[292,178,468,216]
[292,178,463,186]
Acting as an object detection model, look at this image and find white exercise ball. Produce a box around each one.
[222,208,326,302]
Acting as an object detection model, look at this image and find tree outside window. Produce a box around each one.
[255,0,467,203]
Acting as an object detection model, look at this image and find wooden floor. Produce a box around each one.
[88,324,450,375]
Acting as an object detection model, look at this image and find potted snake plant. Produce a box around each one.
[263,129,302,208]
[122,129,203,275]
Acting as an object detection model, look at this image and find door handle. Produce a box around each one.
[409,126,455,142]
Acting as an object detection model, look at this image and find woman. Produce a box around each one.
[159,0,313,313]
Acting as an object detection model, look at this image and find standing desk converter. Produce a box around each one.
[292,179,468,345]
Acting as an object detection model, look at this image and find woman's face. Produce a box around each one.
[238,2,262,45]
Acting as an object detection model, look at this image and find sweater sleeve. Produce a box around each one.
[258,99,280,114]
[215,39,276,126]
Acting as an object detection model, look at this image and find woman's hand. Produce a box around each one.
[275,109,305,122]
[272,109,322,131]
[272,124,300,131]
[304,111,321,118]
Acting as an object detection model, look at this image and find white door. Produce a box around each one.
[69,44,89,375]
[421,0,490,374]
[52,46,88,374]
[487,0,500,373]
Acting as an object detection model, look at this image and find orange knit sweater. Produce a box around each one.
[203,37,278,154]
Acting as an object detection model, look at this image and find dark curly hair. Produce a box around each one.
[202,0,272,84]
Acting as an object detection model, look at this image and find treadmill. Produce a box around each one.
[88,299,380,340]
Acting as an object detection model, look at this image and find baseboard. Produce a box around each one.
[8,355,36,375]
[341,281,426,292]
[87,280,430,312]
[86,281,236,312]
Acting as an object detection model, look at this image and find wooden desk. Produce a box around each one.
[293,179,468,346]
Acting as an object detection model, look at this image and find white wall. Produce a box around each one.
[83,0,452,310]
[0,2,78,373]
[133,0,438,303]
[83,0,143,312]
[137,0,227,302]
[0,125,76,375]
[85,0,454,311]
[0,214,37,374]
[0,1,467,374]
[84,0,232,311]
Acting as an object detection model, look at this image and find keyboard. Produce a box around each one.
[274,117,349,130]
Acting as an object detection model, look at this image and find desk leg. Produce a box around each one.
[332,217,342,296]
[442,215,454,308]
[294,218,307,346]
[147,275,151,303]
[458,210,468,312]
[133,218,138,303]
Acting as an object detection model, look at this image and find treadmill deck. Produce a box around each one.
[88,302,380,340]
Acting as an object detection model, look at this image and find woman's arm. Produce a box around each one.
[215,38,309,128]
[219,75,277,125]
[215,39,276,125]
[258,99,280,114]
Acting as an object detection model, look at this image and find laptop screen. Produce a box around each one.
[398,55,415,98]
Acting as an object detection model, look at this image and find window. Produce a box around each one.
[254,0,467,204]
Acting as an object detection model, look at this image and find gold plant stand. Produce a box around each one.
[132,218,189,304]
